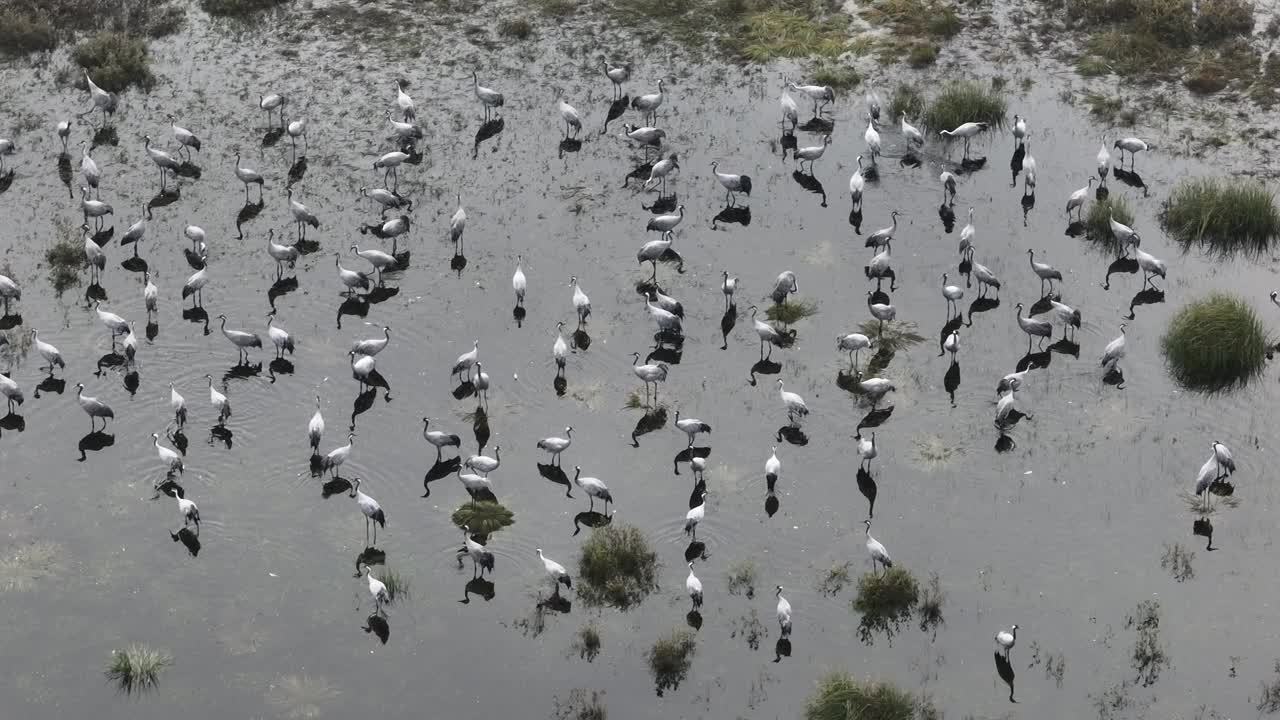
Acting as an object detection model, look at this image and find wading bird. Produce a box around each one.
[572,465,613,511]
[865,519,892,573]
[538,427,573,466]
[537,548,572,595]
[674,409,711,448]
[350,477,386,545]
[422,418,462,460]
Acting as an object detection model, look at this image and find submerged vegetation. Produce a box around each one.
[817,562,852,596]
[1085,196,1135,253]
[72,31,155,92]
[105,644,170,694]
[451,501,515,537]
[922,80,1007,131]
[577,523,659,609]
[1162,178,1280,256]
[804,671,929,720]
[1161,293,1269,393]
[917,573,944,633]
[1126,600,1168,687]
[572,623,602,661]
[853,567,920,642]
[554,689,607,720]
[726,558,758,598]
[647,629,697,695]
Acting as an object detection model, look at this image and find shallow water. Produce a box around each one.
[2,4,1280,719]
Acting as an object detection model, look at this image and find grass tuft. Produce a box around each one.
[0,11,56,54]
[767,298,818,324]
[1084,196,1134,254]
[1162,177,1280,257]
[105,644,170,694]
[1161,292,1270,393]
[199,0,288,17]
[450,501,515,537]
[573,623,602,661]
[535,0,576,16]
[804,671,926,720]
[907,44,937,67]
[46,220,82,294]
[810,63,861,92]
[497,16,534,39]
[378,567,410,604]
[577,523,659,609]
[72,31,154,92]
[889,85,925,121]
[726,558,757,597]
[853,567,919,642]
[917,572,944,632]
[732,8,849,61]
[922,80,1006,132]
[648,629,696,694]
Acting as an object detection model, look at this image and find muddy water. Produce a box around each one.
[1,5,1279,719]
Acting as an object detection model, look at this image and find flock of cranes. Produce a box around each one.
[0,54,1247,687]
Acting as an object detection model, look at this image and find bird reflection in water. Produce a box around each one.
[170,527,201,557]
[472,118,504,159]
[77,429,114,461]
[712,204,751,229]
[630,406,667,447]
[422,457,462,497]
[362,614,390,644]
[994,651,1016,702]
[459,576,496,604]
[572,508,614,537]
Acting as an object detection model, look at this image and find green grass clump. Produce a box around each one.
[497,16,533,39]
[199,0,288,17]
[378,567,410,604]
[864,0,963,39]
[804,671,928,720]
[907,44,937,67]
[767,298,818,324]
[451,501,515,537]
[1084,196,1134,253]
[810,63,861,92]
[577,523,659,609]
[1080,30,1181,78]
[889,85,925,120]
[726,558,757,597]
[1197,0,1254,40]
[648,629,696,694]
[105,644,170,694]
[573,623,602,661]
[1161,293,1270,393]
[72,31,154,92]
[0,11,56,55]
[1083,92,1123,120]
[853,567,919,641]
[1162,178,1280,256]
[46,232,82,294]
[922,80,1006,131]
